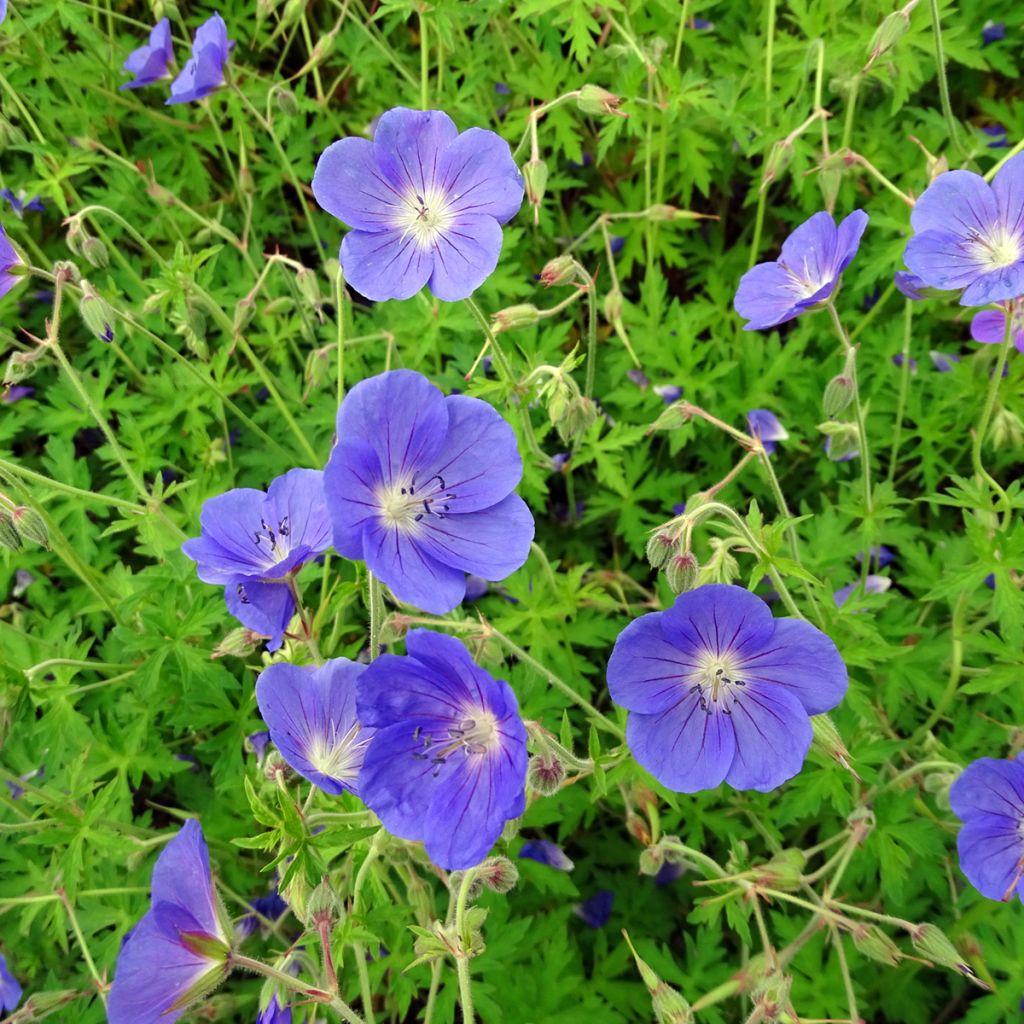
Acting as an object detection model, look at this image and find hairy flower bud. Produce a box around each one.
[492,303,540,333]
[527,751,566,795]
[523,158,548,213]
[646,204,679,222]
[295,266,322,315]
[555,395,598,442]
[852,923,902,966]
[810,713,859,779]
[272,85,300,116]
[577,84,626,118]
[822,374,855,418]
[11,506,48,548]
[817,152,846,212]
[78,283,115,343]
[638,845,663,877]
[539,254,576,288]
[990,407,1024,450]
[760,139,793,191]
[665,552,699,594]
[479,856,519,894]
[81,235,109,269]
[307,876,341,930]
[212,627,263,660]
[910,924,975,978]
[866,2,918,70]
[604,288,624,321]
[0,509,23,551]
[623,932,693,1024]
[646,531,677,569]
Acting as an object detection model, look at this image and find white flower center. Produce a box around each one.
[412,708,500,777]
[376,473,455,530]
[307,722,369,783]
[693,652,747,715]
[969,227,1022,270]
[396,185,454,249]
[250,514,293,570]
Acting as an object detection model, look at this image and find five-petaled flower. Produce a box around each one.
[950,754,1024,904]
[747,409,788,454]
[607,584,848,793]
[311,106,524,302]
[167,12,234,105]
[108,820,232,1024]
[121,17,174,90]
[324,370,534,613]
[256,658,372,795]
[734,210,868,331]
[903,153,1024,306]
[182,468,331,651]
[0,224,22,300]
[356,629,528,870]
[970,301,1024,354]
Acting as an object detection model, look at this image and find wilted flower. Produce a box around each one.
[1,224,22,300]
[181,469,331,651]
[734,210,868,330]
[167,12,234,105]
[950,754,1024,903]
[108,820,232,1024]
[324,370,533,613]
[0,952,21,1013]
[747,409,788,454]
[903,154,1024,306]
[311,107,523,301]
[255,659,372,796]
[834,574,891,607]
[607,584,848,792]
[970,304,1024,354]
[356,630,528,870]
[574,890,614,928]
[121,17,174,90]
[518,839,575,871]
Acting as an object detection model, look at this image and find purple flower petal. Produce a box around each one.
[312,137,406,231]
[428,212,504,302]
[437,127,524,222]
[724,684,812,792]
[1,224,23,299]
[372,108,459,197]
[340,227,435,301]
[224,579,294,652]
[519,839,575,871]
[0,953,21,1013]
[121,17,174,90]
[956,815,1024,903]
[950,756,1024,822]
[574,890,613,928]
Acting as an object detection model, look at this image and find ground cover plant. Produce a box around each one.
[1,0,1023,1021]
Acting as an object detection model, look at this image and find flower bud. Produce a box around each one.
[627,811,652,846]
[479,856,519,894]
[623,932,692,1024]
[758,848,806,888]
[852,924,902,966]
[646,531,677,569]
[212,627,263,660]
[760,139,793,190]
[11,506,48,548]
[990,407,1024,450]
[539,254,576,288]
[0,509,23,551]
[81,235,109,269]
[523,158,548,215]
[810,713,859,779]
[4,350,39,387]
[817,152,846,212]
[665,552,699,594]
[53,259,81,285]
[65,221,85,256]
[604,288,624,321]
[577,84,626,118]
[183,304,208,360]
[272,85,300,116]
[910,924,975,978]
[234,298,256,335]
[645,204,679,222]
[527,751,566,795]
[822,374,855,417]
[866,2,917,70]
[554,395,598,442]
[638,845,663,877]
[492,303,540,333]
[78,283,115,343]
[307,876,341,930]
[295,266,322,314]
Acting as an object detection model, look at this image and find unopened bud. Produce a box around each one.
[866,3,917,70]
[539,254,576,288]
[817,152,846,212]
[211,627,263,660]
[822,374,855,417]
[272,85,300,116]
[990,407,1024,450]
[234,298,256,334]
[295,266,322,311]
[307,876,341,930]
[638,845,663,876]
[183,304,208,360]
[646,531,677,569]
[81,235,109,269]
[18,990,79,1015]
[627,812,652,846]
[852,924,902,966]
[523,158,548,211]
[479,856,519,894]
[577,84,626,118]
[492,303,540,333]
[910,923,975,978]
[65,221,84,256]
[527,751,566,795]
[555,395,598,442]
[810,713,859,779]
[604,288,624,321]
[761,139,793,190]
[263,751,289,784]
[11,506,48,548]
[665,552,699,594]
[53,260,81,285]
[78,284,115,343]
[4,350,38,387]
[623,931,692,1024]
[0,510,23,551]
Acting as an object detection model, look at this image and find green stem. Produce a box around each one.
[335,266,347,407]
[419,9,429,109]
[841,75,860,151]
[57,889,107,1006]
[422,961,443,1024]
[764,0,776,125]
[747,189,767,269]
[287,576,323,664]
[232,954,363,1023]
[927,0,969,162]
[367,572,385,660]
[454,870,477,1024]
[969,306,1015,515]
[0,458,144,512]
[463,296,516,386]
[887,300,914,483]
[913,595,966,739]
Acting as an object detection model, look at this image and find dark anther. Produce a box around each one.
[422,500,431,515]
[279,515,290,537]
[414,513,424,522]
[236,584,250,605]
[253,530,262,546]
[412,751,429,760]
[413,726,421,741]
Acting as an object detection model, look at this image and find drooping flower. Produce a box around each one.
[950,754,1024,903]
[833,574,891,607]
[324,370,533,614]
[734,210,869,331]
[108,820,232,1024]
[311,107,524,302]
[167,12,234,105]
[121,17,174,90]
[574,890,613,928]
[519,839,575,871]
[0,952,21,1014]
[246,730,271,759]
[182,468,330,650]
[257,995,292,1024]
[982,21,1006,46]
[2,384,33,403]
[970,303,1024,354]
[607,584,848,793]
[0,188,44,217]
[747,409,788,454]
[236,889,288,941]
[1,223,23,300]
[903,154,1024,306]
[356,629,528,871]
[654,383,683,403]
[929,350,961,373]
[255,659,372,796]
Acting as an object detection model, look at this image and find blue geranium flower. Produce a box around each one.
[255,658,372,795]
[607,584,847,793]
[0,952,21,1014]
[574,890,613,928]
[971,303,1024,354]
[734,210,868,330]
[519,839,575,871]
[0,188,44,217]
[236,889,288,941]
[167,12,234,105]
[834,574,891,607]
[257,995,292,1024]
[108,820,232,1024]
[324,370,534,614]
[951,754,1024,903]
[356,630,528,871]
[182,468,331,650]
[311,107,524,301]
[747,409,788,454]
[1,224,23,300]
[121,17,174,90]
[903,153,1024,306]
